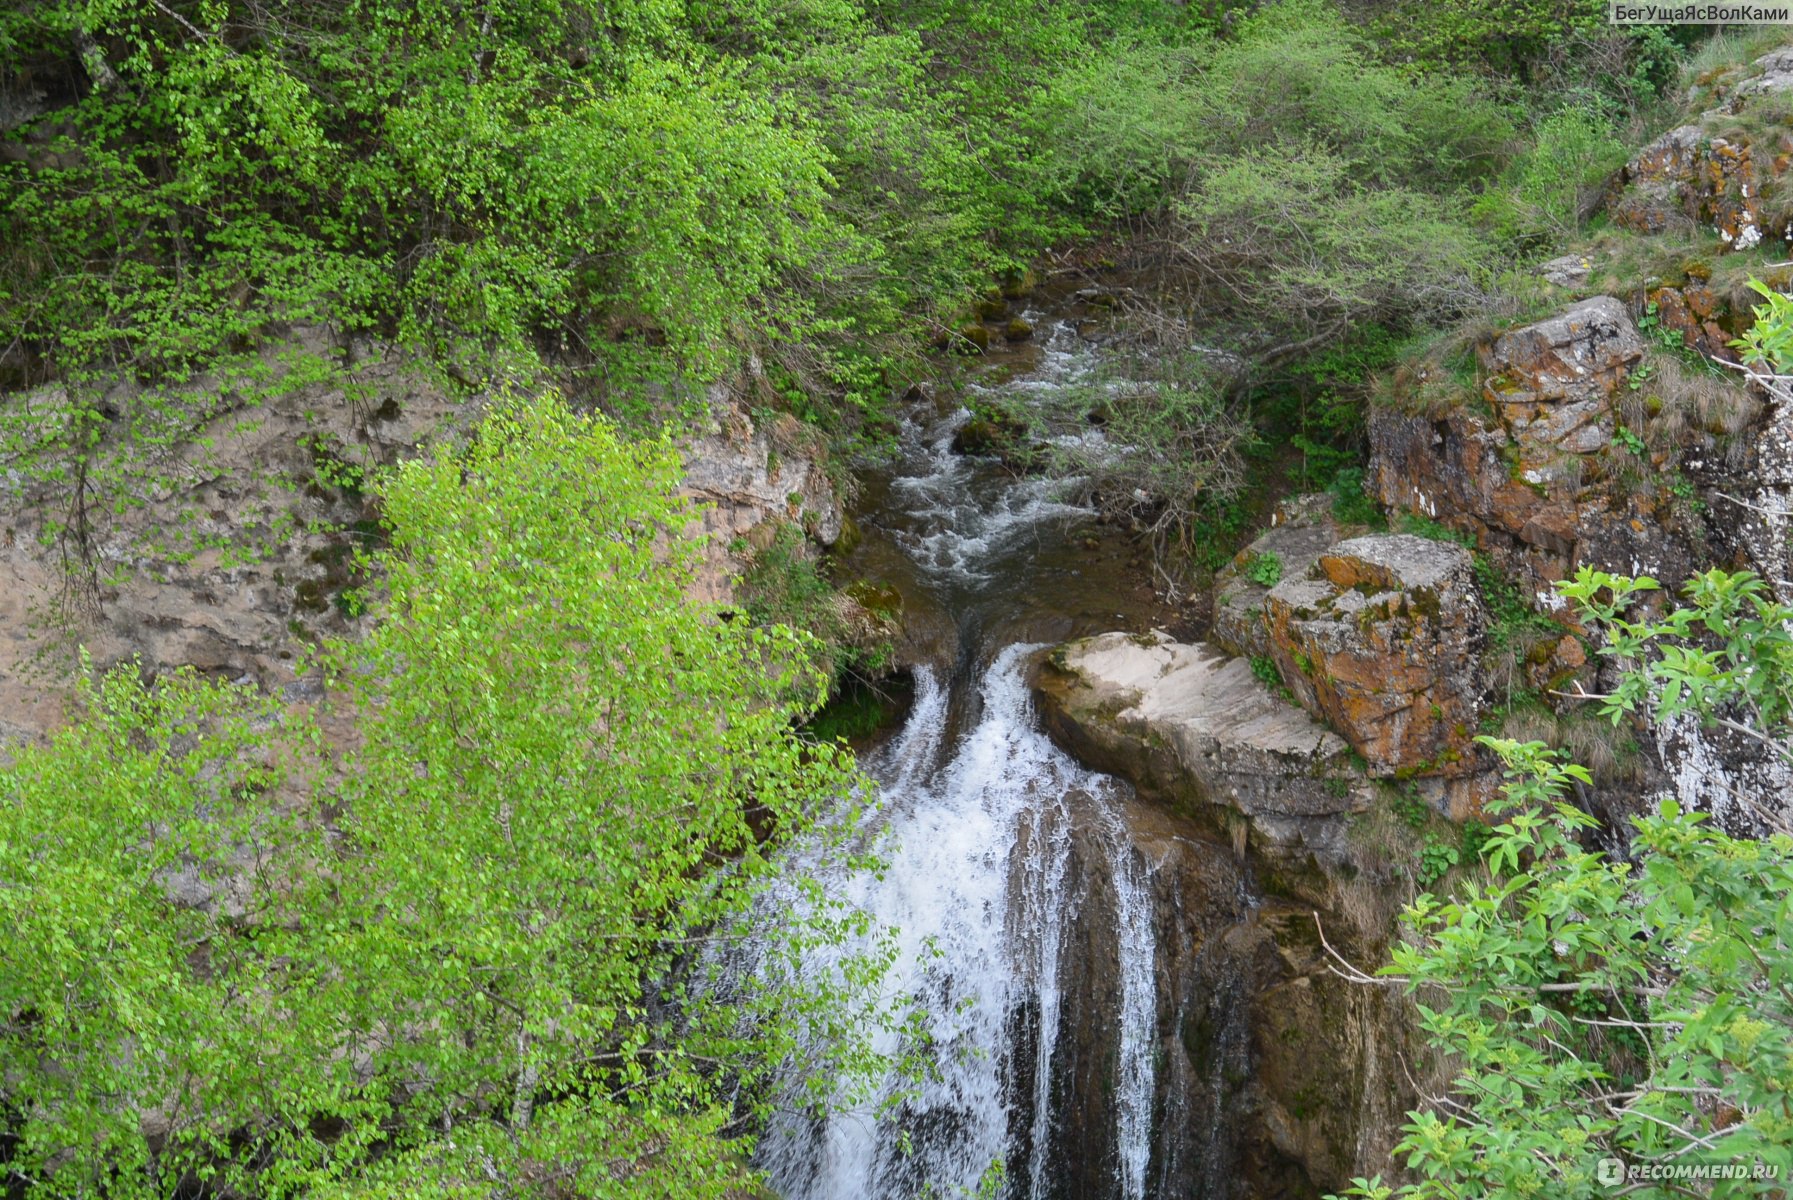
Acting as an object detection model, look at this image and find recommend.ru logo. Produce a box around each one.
[1594,1155,1783,1187]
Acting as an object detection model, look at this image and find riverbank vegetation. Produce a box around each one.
[6,0,1793,1195]
[1338,568,1793,1200]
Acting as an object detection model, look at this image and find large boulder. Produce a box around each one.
[1263,535,1490,815]
[1480,296,1642,460]
[1212,495,1341,660]
[1036,631,1363,856]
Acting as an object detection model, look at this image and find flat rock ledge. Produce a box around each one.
[1035,631,1368,857]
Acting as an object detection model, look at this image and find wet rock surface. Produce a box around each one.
[1046,796,1413,1200]
[1034,640,1421,1199]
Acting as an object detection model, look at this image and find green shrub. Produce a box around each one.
[1044,350,1256,566]
[1474,104,1630,247]
[1330,467,1386,527]
[1024,1,1507,368]
[1416,833,1460,886]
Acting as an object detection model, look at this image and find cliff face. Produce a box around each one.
[1023,49,1793,1192]
[0,346,843,748]
[1368,298,1700,621]
[1366,294,1793,836]
[1034,629,1423,1198]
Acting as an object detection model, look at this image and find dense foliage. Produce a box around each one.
[0,0,1696,582]
[0,394,890,1197]
[1336,568,1793,1200]
[3,1,1772,1195]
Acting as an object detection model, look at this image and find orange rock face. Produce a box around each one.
[1262,535,1485,787]
[1647,284,1740,364]
[1369,297,1708,621]
[1606,50,1793,251]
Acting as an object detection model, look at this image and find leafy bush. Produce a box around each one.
[1024,1,1507,367]
[1474,103,1630,247]
[1044,350,1256,569]
[1334,567,1793,1200]
[1367,0,1623,79]
[0,394,894,1196]
[739,522,893,684]
[1415,834,1460,886]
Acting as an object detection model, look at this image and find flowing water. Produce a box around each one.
[742,303,1237,1200]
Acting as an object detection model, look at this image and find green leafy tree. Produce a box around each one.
[0,664,344,1197]
[0,393,891,1197]
[1023,1,1507,368]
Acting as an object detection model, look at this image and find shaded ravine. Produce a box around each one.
[742,305,1282,1200]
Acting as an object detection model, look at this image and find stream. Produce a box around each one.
[737,296,1270,1200]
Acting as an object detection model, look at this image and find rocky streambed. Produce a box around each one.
[726,286,1432,1200]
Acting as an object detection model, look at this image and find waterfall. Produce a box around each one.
[750,646,1160,1200]
[731,297,1193,1200]
[1111,828,1158,1200]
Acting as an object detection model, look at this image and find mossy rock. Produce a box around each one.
[1005,316,1034,341]
[293,578,329,613]
[954,323,990,353]
[846,579,902,621]
[833,512,863,556]
[999,267,1039,299]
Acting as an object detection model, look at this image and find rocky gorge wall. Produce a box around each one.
[1021,50,1793,1186]
[1033,629,1422,1197]
[0,341,845,749]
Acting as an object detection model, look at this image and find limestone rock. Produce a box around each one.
[1482,295,1642,411]
[1610,124,1708,236]
[1036,632,1362,854]
[1538,253,1592,288]
[1263,535,1487,802]
[679,403,844,608]
[1370,298,1705,611]
[1737,46,1793,100]
[1212,495,1341,660]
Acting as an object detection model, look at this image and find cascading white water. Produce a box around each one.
[1111,828,1158,1200]
[754,648,1158,1200]
[740,303,1168,1200]
[887,316,1098,582]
